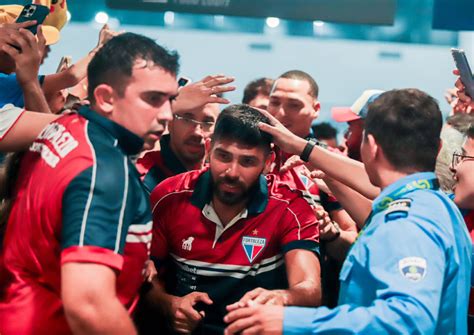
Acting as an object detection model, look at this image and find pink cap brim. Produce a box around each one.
[331,107,361,123]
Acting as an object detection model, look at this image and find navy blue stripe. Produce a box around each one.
[61,121,130,253]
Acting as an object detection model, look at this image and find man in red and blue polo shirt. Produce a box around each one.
[0,33,179,334]
[149,104,321,334]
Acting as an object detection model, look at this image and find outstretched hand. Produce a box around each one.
[255,108,307,156]
[173,74,236,113]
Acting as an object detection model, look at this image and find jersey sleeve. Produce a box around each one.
[283,215,447,334]
[280,196,320,256]
[150,181,174,266]
[61,152,132,271]
[0,104,24,141]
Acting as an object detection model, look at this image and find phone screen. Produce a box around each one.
[178,77,191,87]
[451,48,474,99]
[15,4,50,35]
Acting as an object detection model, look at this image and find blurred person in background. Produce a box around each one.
[311,122,338,149]
[136,74,235,192]
[242,77,274,110]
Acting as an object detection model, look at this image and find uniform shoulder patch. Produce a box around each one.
[398,256,427,282]
[384,198,412,221]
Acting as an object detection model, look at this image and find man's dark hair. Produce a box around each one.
[242,77,274,104]
[364,89,442,172]
[87,32,179,103]
[212,104,273,154]
[278,70,319,98]
[312,122,337,140]
[467,125,474,139]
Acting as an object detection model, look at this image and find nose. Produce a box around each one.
[157,100,173,124]
[225,162,239,179]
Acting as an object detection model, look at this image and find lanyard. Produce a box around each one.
[357,176,439,240]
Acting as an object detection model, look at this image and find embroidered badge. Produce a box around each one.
[398,256,427,282]
[182,236,194,251]
[242,236,266,263]
[385,199,412,221]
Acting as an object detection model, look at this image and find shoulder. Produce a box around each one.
[150,169,203,209]
[267,174,314,213]
[136,150,163,175]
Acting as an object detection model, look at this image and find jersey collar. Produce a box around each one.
[79,106,144,156]
[373,171,439,214]
[190,170,269,215]
[160,134,188,175]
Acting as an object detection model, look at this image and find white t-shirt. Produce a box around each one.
[0,103,24,140]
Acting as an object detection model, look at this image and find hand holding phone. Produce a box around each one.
[451,48,474,99]
[15,4,50,35]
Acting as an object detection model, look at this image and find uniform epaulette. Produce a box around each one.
[384,198,412,222]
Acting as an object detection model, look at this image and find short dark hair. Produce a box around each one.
[364,89,442,172]
[242,77,274,104]
[312,122,337,140]
[87,32,180,103]
[467,125,474,139]
[278,70,319,98]
[212,104,273,154]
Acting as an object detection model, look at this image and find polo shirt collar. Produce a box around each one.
[190,170,269,215]
[160,134,188,175]
[79,106,144,156]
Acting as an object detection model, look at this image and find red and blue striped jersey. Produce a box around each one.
[150,169,319,333]
[0,106,152,334]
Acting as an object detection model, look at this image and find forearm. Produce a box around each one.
[145,277,177,315]
[324,177,373,230]
[323,230,357,262]
[65,296,136,335]
[22,81,51,114]
[276,280,321,307]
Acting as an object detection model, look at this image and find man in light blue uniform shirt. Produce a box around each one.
[223,89,472,335]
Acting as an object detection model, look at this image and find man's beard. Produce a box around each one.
[213,176,250,206]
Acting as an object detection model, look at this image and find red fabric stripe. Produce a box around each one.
[61,246,124,271]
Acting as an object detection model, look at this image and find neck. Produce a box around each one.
[212,195,247,227]
[170,140,203,171]
[377,168,411,190]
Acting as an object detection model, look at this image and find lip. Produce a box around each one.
[220,183,240,192]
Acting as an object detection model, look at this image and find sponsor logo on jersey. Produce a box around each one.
[242,236,266,263]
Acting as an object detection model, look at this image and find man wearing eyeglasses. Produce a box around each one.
[451,125,474,334]
[137,75,234,193]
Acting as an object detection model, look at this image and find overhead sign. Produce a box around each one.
[432,0,474,31]
[106,0,397,25]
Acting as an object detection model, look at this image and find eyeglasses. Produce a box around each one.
[451,151,474,169]
[173,114,215,132]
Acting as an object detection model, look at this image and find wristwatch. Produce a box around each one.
[300,139,316,162]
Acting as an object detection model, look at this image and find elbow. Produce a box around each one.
[63,67,85,87]
[63,295,108,332]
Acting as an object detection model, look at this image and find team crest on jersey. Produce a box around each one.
[242,236,266,263]
[398,256,427,282]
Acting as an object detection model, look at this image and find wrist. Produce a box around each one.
[292,137,308,157]
[323,222,341,243]
[299,139,316,162]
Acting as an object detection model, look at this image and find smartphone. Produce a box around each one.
[451,48,474,99]
[15,4,50,35]
[56,56,72,73]
[178,76,192,87]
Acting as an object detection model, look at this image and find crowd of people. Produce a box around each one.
[0,1,474,334]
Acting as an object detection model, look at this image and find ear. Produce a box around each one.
[437,138,443,156]
[204,138,212,161]
[263,151,276,174]
[366,133,379,161]
[312,100,321,119]
[93,84,115,114]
